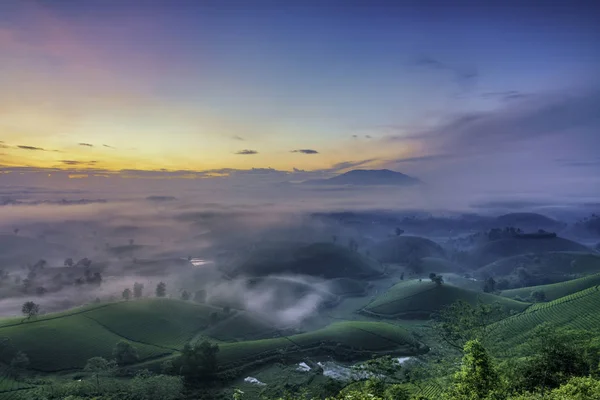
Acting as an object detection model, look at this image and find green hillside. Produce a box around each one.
[216,321,427,368]
[499,272,600,302]
[490,285,600,348]
[0,299,263,372]
[477,251,600,287]
[231,242,383,279]
[471,237,590,266]
[370,236,445,264]
[363,280,529,319]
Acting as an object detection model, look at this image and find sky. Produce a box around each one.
[1,0,599,193]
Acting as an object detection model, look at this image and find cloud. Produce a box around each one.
[79,143,94,147]
[17,145,46,151]
[482,91,529,102]
[60,160,97,166]
[555,157,600,168]
[393,154,455,164]
[365,135,372,139]
[413,55,478,90]
[291,149,319,154]
[103,144,115,149]
[232,135,244,141]
[386,87,600,158]
[235,149,258,155]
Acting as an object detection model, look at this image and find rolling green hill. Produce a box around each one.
[477,251,600,288]
[369,236,445,264]
[362,280,529,319]
[490,285,600,349]
[216,321,428,368]
[499,272,600,302]
[230,242,383,279]
[0,299,265,372]
[470,237,590,266]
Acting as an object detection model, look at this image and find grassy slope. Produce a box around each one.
[217,321,426,367]
[490,285,600,348]
[363,280,529,319]
[0,299,265,372]
[471,238,591,266]
[477,251,600,278]
[500,272,600,302]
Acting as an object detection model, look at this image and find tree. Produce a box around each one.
[64,258,74,267]
[35,286,46,296]
[122,288,132,301]
[180,290,190,301]
[84,356,116,392]
[530,290,547,303]
[21,301,39,320]
[332,235,338,244]
[395,228,405,236]
[156,282,166,297]
[446,339,499,400]
[223,305,231,315]
[209,312,219,325]
[483,277,496,293]
[193,289,206,304]
[174,340,219,384]
[433,300,507,351]
[13,228,19,235]
[129,238,135,246]
[429,273,443,285]
[514,325,591,394]
[133,282,144,298]
[113,341,139,366]
[400,272,405,281]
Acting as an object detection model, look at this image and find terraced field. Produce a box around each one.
[84,299,221,349]
[0,314,168,371]
[217,321,427,367]
[0,299,266,372]
[490,285,600,349]
[363,280,529,319]
[500,272,600,302]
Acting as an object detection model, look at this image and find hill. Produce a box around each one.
[490,285,600,349]
[477,252,600,288]
[362,280,529,319]
[216,321,428,368]
[494,212,564,231]
[470,236,590,266]
[229,242,384,279]
[369,236,445,264]
[305,169,421,186]
[499,272,600,302]
[0,299,270,372]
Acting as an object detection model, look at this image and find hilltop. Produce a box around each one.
[470,235,590,266]
[362,279,529,319]
[369,235,445,264]
[304,169,421,186]
[227,242,384,279]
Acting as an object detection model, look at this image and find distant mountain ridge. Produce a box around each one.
[305,169,422,186]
